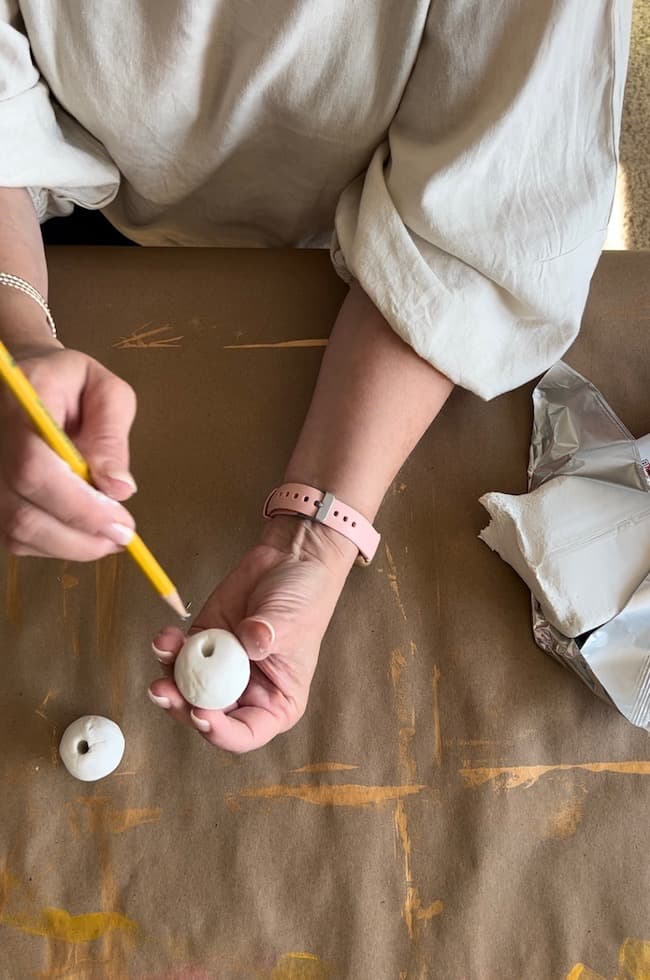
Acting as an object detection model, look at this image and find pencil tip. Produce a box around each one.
[165,590,190,620]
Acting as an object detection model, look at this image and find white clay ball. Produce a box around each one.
[59,715,125,782]
[174,628,251,710]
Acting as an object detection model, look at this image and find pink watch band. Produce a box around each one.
[263,483,381,564]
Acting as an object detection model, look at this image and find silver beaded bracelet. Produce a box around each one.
[0,272,57,338]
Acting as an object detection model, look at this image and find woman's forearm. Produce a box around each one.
[284,281,453,521]
[0,187,61,354]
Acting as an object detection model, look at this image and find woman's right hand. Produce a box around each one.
[0,344,138,560]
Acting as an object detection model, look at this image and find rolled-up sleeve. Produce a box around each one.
[331,0,632,399]
[0,0,119,221]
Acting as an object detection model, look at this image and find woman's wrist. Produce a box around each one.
[281,465,383,524]
[0,306,63,359]
[282,282,453,528]
[260,512,358,576]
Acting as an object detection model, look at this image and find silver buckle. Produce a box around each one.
[313,490,335,523]
[262,488,277,519]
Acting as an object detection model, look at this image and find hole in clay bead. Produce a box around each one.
[334,510,339,517]
[343,516,348,522]
[201,638,215,658]
[77,740,90,755]
[293,492,299,498]
[352,521,356,527]
[303,496,309,502]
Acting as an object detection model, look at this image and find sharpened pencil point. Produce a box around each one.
[165,590,190,620]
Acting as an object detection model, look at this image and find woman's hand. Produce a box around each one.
[0,345,138,559]
[148,515,358,753]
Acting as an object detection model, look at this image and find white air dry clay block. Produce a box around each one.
[59,715,125,781]
[480,475,650,637]
[174,628,251,710]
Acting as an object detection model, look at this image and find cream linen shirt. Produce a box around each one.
[0,0,632,398]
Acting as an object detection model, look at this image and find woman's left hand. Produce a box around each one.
[148,515,357,752]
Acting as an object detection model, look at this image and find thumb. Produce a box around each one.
[237,615,277,662]
[78,366,138,501]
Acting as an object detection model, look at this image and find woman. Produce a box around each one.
[0,0,631,751]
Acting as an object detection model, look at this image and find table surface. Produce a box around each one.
[0,248,648,980]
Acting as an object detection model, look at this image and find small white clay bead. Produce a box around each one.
[59,715,125,781]
[174,628,251,710]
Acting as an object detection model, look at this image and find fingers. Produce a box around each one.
[147,644,300,753]
[236,616,276,662]
[6,540,118,559]
[190,703,294,753]
[0,352,138,558]
[146,670,260,751]
[0,467,134,559]
[151,626,186,665]
[0,437,135,538]
[0,483,125,561]
[78,364,137,501]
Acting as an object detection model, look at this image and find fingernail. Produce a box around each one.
[151,641,175,663]
[148,689,171,709]
[248,617,276,650]
[105,469,138,493]
[190,711,211,733]
[105,522,134,546]
[78,479,121,507]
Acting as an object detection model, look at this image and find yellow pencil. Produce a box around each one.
[0,340,188,619]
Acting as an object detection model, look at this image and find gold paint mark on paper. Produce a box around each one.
[1,907,137,943]
[230,783,424,808]
[404,889,444,940]
[394,800,412,884]
[35,688,59,721]
[107,807,160,834]
[567,937,650,980]
[270,951,330,979]
[37,689,57,713]
[394,801,443,941]
[390,647,406,690]
[448,738,502,747]
[461,761,650,790]
[617,938,650,979]
[432,663,442,768]
[68,798,160,837]
[546,798,585,840]
[392,654,443,946]
[0,855,138,975]
[384,544,407,622]
[224,338,328,350]
[398,721,417,786]
[5,556,22,627]
[566,965,606,980]
[113,323,183,349]
[49,725,59,768]
[289,762,358,774]
[390,645,418,784]
[66,797,147,973]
